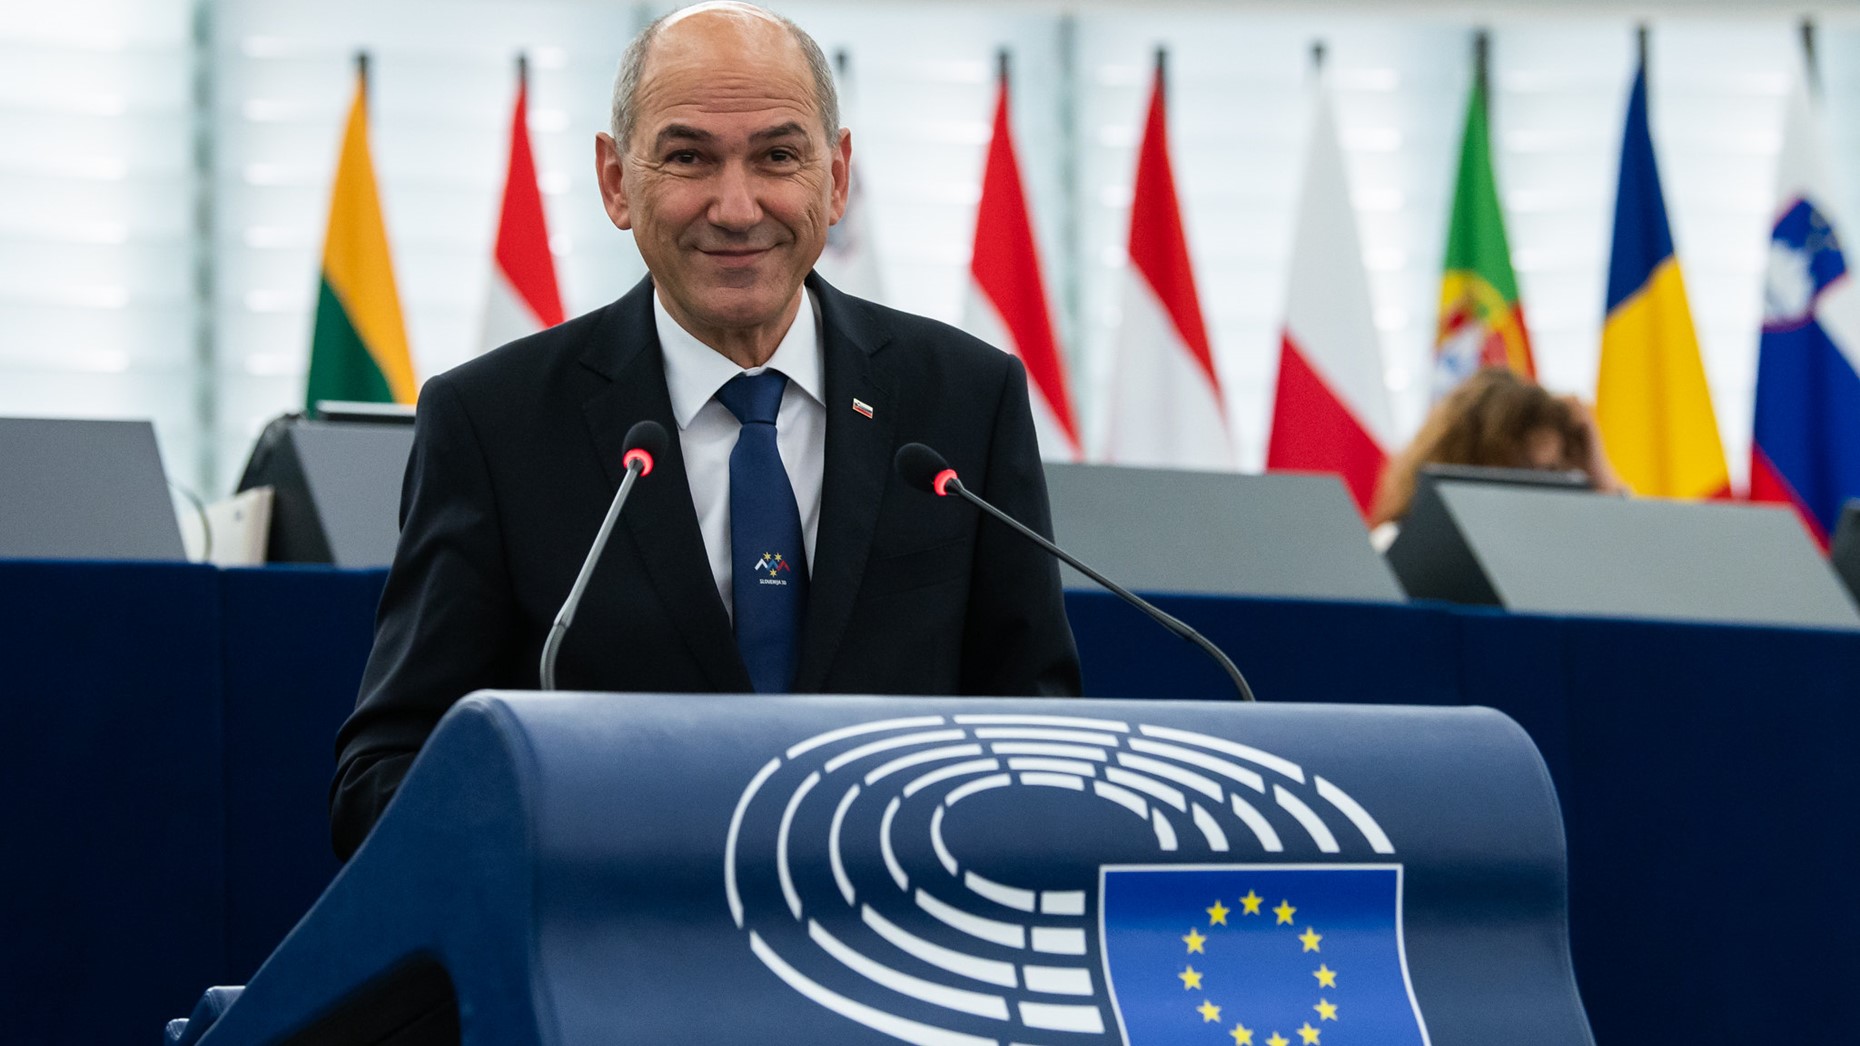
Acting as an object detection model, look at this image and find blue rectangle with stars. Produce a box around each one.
[1100,864,1429,1046]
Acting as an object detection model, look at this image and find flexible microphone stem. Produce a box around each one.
[944,475,1256,702]
[540,459,646,692]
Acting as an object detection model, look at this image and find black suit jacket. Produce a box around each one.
[330,274,1081,858]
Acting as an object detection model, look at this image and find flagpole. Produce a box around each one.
[1473,29,1489,98]
[1636,23,1648,72]
[1310,40,1325,74]
[1802,18,1820,97]
[516,51,528,92]
[1154,46,1167,100]
[997,47,1009,89]
[355,50,369,97]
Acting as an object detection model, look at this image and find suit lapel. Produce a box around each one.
[794,276,895,692]
[579,278,750,692]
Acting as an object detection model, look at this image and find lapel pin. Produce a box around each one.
[852,397,874,419]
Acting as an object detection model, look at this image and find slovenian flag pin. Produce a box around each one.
[852,398,874,419]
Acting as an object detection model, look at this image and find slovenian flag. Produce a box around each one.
[1433,33,1534,396]
[964,52,1080,461]
[1266,68,1394,515]
[1594,50,1729,500]
[306,55,417,409]
[1102,51,1233,470]
[1751,56,1860,547]
[481,55,565,353]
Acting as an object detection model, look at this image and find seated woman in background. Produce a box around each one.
[1370,367,1625,542]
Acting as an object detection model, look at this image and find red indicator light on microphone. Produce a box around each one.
[623,449,655,476]
[932,468,957,497]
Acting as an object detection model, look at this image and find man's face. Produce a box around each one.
[596,12,849,346]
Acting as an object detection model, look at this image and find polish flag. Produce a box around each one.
[1102,52,1234,470]
[963,54,1080,461]
[481,56,565,352]
[816,49,885,301]
[1266,80,1395,514]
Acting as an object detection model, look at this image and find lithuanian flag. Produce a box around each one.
[1433,33,1533,396]
[306,55,417,410]
[1595,52,1729,500]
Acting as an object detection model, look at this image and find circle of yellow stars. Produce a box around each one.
[1176,889,1339,1045]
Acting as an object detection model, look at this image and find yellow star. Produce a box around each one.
[773,553,783,561]
[1197,1000,1222,1023]
[1299,927,1323,953]
[1298,1022,1321,1045]
[1178,965,1203,990]
[1274,900,1296,925]
[1230,1022,1255,1045]
[1207,900,1231,925]
[1313,964,1338,988]
[1314,999,1338,1022]
[1267,1033,1291,1046]
[1240,890,1264,915]
[1183,927,1207,954]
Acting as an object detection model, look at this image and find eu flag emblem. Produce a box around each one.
[1101,864,1428,1046]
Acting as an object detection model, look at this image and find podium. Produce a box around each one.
[180,693,1591,1045]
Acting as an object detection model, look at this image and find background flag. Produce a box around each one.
[1751,34,1860,546]
[306,54,417,409]
[814,50,884,301]
[1594,37,1729,499]
[1103,51,1234,470]
[1266,58,1395,515]
[963,52,1081,461]
[1433,31,1534,396]
[481,54,565,352]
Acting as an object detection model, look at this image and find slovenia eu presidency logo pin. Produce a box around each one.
[724,713,1432,1046]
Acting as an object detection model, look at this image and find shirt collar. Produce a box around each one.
[655,287,825,430]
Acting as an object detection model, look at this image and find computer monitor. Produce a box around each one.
[0,417,186,561]
[1831,500,1860,605]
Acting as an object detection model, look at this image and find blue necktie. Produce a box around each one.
[715,371,808,693]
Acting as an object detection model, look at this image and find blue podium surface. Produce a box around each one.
[194,692,1588,1046]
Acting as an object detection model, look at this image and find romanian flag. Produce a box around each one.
[1433,37,1533,396]
[481,55,566,352]
[306,56,417,409]
[1594,58,1728,499]
[1751,58,1860,547]
[963,52,1080,461]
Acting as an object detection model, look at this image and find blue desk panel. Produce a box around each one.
[7,562,1860,1044]
[0,561,227,1045]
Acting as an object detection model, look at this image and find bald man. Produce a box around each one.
[330,3,1081,860]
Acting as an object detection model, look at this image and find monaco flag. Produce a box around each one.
[1267,78,1395,515]
[963,53,1080,461]
[481,56,565,352]
[1102,52,1234,469]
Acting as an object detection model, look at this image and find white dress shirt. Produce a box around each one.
[654,288,826,620]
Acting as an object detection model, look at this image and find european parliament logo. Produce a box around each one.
[1102,865,1426,1046]
[726,713,1427,1046]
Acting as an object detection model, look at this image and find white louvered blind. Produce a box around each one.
[1,4,1852,498]
[0,1,200,488]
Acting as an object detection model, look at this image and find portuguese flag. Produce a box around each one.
[306,55,417,410]
[1433,33,1533,396]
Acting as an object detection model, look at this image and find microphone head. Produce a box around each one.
[622,419,670,477]
[895,442,958,496]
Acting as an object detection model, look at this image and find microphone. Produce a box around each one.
[895,442,1256,701]
[540,420,669,691]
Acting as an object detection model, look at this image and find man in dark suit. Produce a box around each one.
[330,2,1080,859]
